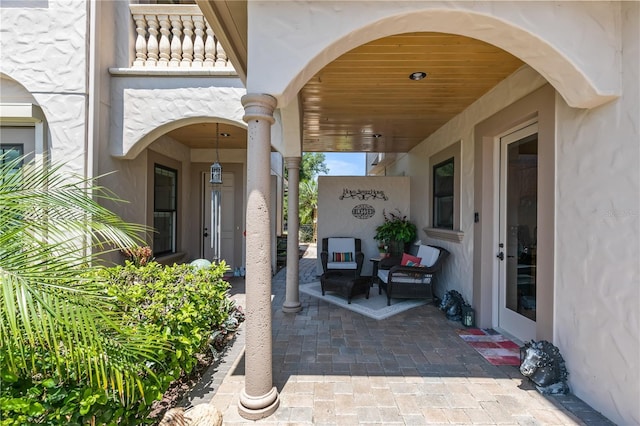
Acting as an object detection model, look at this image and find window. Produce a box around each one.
[1,144,24,182]
[426,141,462,242]
[433,157,454,229]
[153,165,177,255]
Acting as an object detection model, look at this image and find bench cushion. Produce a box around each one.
[378,269,433,284]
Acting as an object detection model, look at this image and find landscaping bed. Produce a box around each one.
[0,259,243,425]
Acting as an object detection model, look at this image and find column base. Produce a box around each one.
[238,386,280,420]
[282,301,302,313]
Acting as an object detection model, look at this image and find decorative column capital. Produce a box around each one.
[242,94,277,124]
[284,156,301,169]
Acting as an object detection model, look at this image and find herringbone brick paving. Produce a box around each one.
[207,244,613,425]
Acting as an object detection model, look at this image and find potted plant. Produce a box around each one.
[374,209,417,256]
[377,241,390,257]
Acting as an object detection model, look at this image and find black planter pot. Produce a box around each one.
[388,240,408,257]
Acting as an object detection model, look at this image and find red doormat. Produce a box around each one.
[458,328,521,366]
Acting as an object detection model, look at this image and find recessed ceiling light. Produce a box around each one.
[372,134,382,138]
[409,71,427,81]
[220,132,231,137]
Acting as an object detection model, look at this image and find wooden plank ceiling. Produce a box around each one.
[168,32,523,154]
[302,32,523,153]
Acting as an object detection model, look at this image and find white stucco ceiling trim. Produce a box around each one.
[0,103,45,123]
[246,2,621,110]
[112,86,247,159]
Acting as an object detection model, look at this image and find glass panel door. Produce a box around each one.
[498,123,538,341]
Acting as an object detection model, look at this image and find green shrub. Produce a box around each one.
[0,260,243,425]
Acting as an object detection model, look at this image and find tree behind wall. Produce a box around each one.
[285,153,328,242]
[299,180,318,242]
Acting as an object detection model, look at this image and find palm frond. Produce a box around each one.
[0,154,162,400]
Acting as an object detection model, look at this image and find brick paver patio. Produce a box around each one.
[204,244,613,425]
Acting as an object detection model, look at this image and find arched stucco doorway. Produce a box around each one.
[244,3,621,339]
[246,4,619,110]
[104,115,251,269]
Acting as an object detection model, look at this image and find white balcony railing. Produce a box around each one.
[129,4,233,71]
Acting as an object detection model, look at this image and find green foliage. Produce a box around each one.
[0,154,160,416]
[285,153,329,183]
[299,180,318,226]
[284,153,326,232]
[374,209,417,244]
[0,150,243,424]
[300,153,329,182]
[1,259,244,425]
[99,260,233,376]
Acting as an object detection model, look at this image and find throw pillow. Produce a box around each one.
[401,253,422,266]
[333,252,353,262]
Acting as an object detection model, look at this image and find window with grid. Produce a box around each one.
[153,164,177,255]
[433,158,454,229]
[1,144,24,183]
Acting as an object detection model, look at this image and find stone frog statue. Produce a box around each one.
[519,340,570,395]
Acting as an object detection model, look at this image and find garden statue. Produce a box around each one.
[158,404,223,426]
[439,290,467,322]
[520,340,570,395]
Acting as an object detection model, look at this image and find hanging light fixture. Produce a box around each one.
[210,122,223,184]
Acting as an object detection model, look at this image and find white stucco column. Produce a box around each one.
[282,156,302,313]
[238,93,280,420]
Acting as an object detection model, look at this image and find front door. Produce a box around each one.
[498,123,538,341]
[202,172,235,268]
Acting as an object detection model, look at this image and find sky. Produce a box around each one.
[318,152,366,176]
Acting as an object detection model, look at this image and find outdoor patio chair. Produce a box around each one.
[320,237,364,278]
[377,244,449,306]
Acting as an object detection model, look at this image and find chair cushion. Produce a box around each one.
[332,252,354,262]
[327,238,356,254]
[401,253,422,266]
[416,245,441,267]
[327,261,358,270]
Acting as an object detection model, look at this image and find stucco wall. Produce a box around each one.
[552,3,639,423]
[0,0,88,175]
[317,176,410,276]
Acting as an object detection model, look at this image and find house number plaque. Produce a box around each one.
[352,204,375,219]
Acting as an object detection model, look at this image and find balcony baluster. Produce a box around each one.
[145,15,159,66]
[192,16,205,68]
[133,15,147,67]
[157,15,171,66]
[215,38,227,68]
[129,5,234,72]
[204,22,215,67]
[169,15,182,67]
[181,16,194,67]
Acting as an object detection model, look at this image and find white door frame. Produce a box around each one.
[494,120,538,342]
